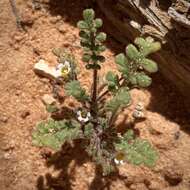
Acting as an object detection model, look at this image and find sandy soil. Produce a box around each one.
[0,0,190,190]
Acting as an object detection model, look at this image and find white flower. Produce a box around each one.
[114,152,125,165]
[55,61,71,78]
[77,110,91,123]
[114,158,124,165]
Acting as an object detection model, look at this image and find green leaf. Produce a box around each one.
[140,58,158,73]
[136,73,152,87]
[135,37,161,56]
[77,21,89,29]
[115,53,129,75]
[94,45,106,53]
[32,119,82,150]
[115,130,158,167]
[97,55,105,63]
[126,44,142,62]
[46,104,58,113]
[95,32,107,42]
[83,9,95,22]
[105,87,131,112]
[84,123,94,137]
[129,75,138,85]
[123,129,135,141]
[79,31,90,39]
[65,80,89,102]
[115,53,127,67]
[80,41,91,48]
[85,64,101,70]
[94,18,103,28]
[82,53,91,62]
[106,71,119,91]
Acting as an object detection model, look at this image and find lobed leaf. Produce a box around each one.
[115,130,158,167]
[32,119,82,150]
[135,37,161,57]
[105,87,131,112]
[94,18,103,28]
[136,72,152,87]
[65,80,89,102]
[95,32,107,42]
[77,21,89,30]
[83,9,95,23]
[106,71,119,91]
[126,44,142,62]
[140,58,158,73]
[115,53,129,75]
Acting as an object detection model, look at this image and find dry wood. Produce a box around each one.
[96,0,190,105]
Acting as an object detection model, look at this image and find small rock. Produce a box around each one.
[57,25,66,33]
[21,110,30,119]
[13,34,24,42]
[49,15,61,24]
[42,94,56,105]
[0,115,9,123]
[40,147,53,159]
[135,102,144,111]
[21,9,34,25]
[4,152,11,160]
[148,181,162,190]
[2,141,15,151]
[164,164,183,186]
[132,110,145,119]
[34,59,58,80]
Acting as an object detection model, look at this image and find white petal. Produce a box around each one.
[76,110,81,116]
[55,70,62,78]
[64,61,70,66]
[114,158,120,165]
[87,112,91,118]
[120,160,124,165]
[77,116,83,122]
[82,117,89,122]
[56,63,64,70]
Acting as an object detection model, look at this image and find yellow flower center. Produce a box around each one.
[81,110,87,118]
[61,66,70,77]
[115,152,125,161]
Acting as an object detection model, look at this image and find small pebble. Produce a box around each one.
[57,25,66,33]
[21,110,30,119]
[0,115,9,123]
[132,110,145,119]
[42,94,56,105]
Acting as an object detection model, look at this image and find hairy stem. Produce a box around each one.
[91,69,98,120]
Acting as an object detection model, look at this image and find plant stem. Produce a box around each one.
[97,76,124,102]
[91,68,98,120]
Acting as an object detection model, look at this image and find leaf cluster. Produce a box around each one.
[115,130,158,167]
[114,37,161,88]
[32,119,82,150]
[77,9,106,69]
[65,80,89,102]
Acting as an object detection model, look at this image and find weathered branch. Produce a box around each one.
[96,0,190,106]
